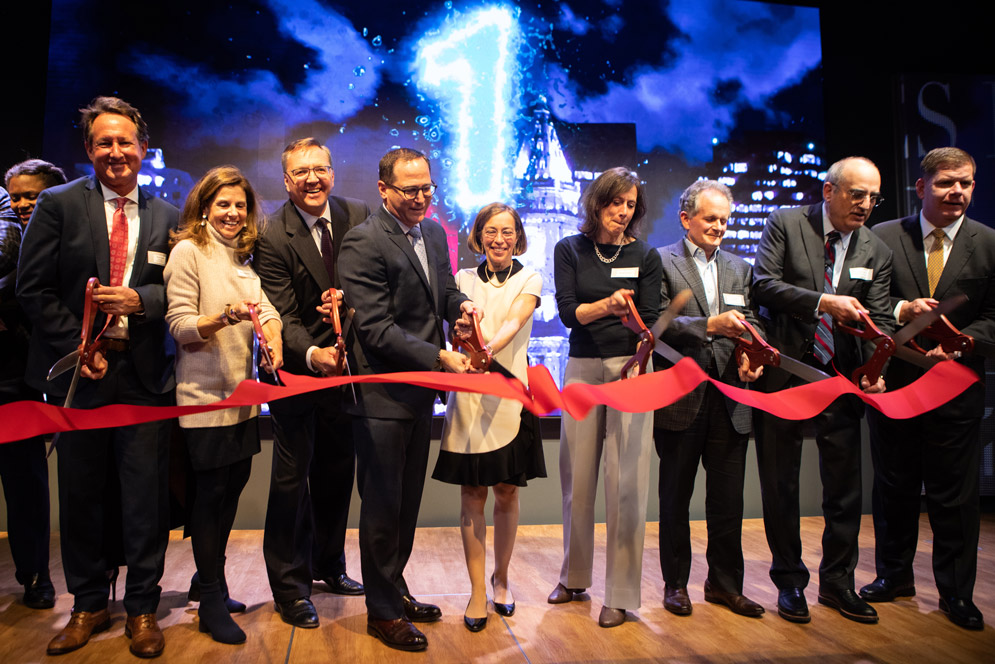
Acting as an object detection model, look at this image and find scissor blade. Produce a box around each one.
[778,354,833,383]
[649,289,692,343]
[892,294,968,347]
[48,349,80,381]
[892,345,940,369]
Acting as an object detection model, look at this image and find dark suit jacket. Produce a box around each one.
[654,241,761,434]
[15,175,177,396]
[338,206,467,419]
[254,196,370,380]
[753,203,894,390]
[872,214,995,418]
[0,191,32,401]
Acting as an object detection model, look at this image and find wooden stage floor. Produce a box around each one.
[1,515,993,663]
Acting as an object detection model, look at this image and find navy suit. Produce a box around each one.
[868,214,995,599]
[253,196,369,602]
[16,175,177,615]
[338,206,466,620]
[653,241,760,594]
[752,203,893,593]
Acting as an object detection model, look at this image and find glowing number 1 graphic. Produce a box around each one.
[415,7,519,213]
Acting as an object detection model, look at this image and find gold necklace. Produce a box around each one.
[485,263,512,287]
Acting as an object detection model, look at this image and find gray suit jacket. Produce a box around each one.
[16,175,177,396]
[338,206,467,419]
[873,214,995,418]
[654,241,760,434]
[753,203,894,390]
[254,196,370,378]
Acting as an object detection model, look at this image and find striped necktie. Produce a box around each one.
[813,230,840,365]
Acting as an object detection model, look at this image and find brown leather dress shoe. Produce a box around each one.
[47,609,112,655]
[598,606,626,628]
[663,586,692,615]
[703,580,765,617]
[547,583,586,604]
[125,613,165,658]
[367,617,428,651]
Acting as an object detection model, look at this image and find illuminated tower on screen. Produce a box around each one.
[513,99,580,388]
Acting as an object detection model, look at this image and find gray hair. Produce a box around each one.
[679,179,732,216]
[825,156,876,185]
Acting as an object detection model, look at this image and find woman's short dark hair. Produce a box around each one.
[467,202,527,256]
[172,165,262,263]
[4,159,68,189]
[578,167,646,239]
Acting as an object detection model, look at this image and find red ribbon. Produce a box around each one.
[0,359,978,444]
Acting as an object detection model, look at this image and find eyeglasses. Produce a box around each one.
[385,182,437,200]
[286,166,331,181]
[833,184,884,207]
[482,229,516,240]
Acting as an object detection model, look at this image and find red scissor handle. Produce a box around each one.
[452,310,492,371]
[620,293,654,379]
[907,314,974,356]
[734,319,780,372]
[837,310,895,385]
[80,277,112,371]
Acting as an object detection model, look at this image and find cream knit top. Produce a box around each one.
[165,224,280,428]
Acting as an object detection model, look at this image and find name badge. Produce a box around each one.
[147,251,166,266]
[849,267,873,281]
[611,267,639,278]
[236,269,254,279]
[722,293,746,306]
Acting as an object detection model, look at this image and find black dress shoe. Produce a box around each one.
[703,580,764,617]
[939,597,984,630]
[777,588,810,623]
[818,587,878,623]
[321,573,365,596]
[402,594,442,622]
[859,577,916,603]
[663,586,692,616]
[274,597,319,628]
[367,618,428,651]
[23,573,56,610]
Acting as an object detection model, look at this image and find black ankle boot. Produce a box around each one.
[198,581,246,645]
[189,570,246,613]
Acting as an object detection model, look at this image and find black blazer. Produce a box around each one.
[654,240,761,434]
[254,196,370,378]
[752,203,894,390]
[338,206,467,419]
[873,214,995,417]
[16,175,177,396]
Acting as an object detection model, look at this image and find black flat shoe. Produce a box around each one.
[491,574,515,617]
[464,614,487,632]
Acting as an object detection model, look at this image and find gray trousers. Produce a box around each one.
[558,355,653,610]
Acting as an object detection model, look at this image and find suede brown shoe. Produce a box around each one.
[47,609,112,655]
[598,606,626,628]
[547,583,586,604]
[125,613,165,658]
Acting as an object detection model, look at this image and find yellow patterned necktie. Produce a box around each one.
[927,228,945,296]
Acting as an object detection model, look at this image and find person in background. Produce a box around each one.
[0,158,66,610]
[165,165,283,644]
[549,166,662,628]
[433,203,545,632]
